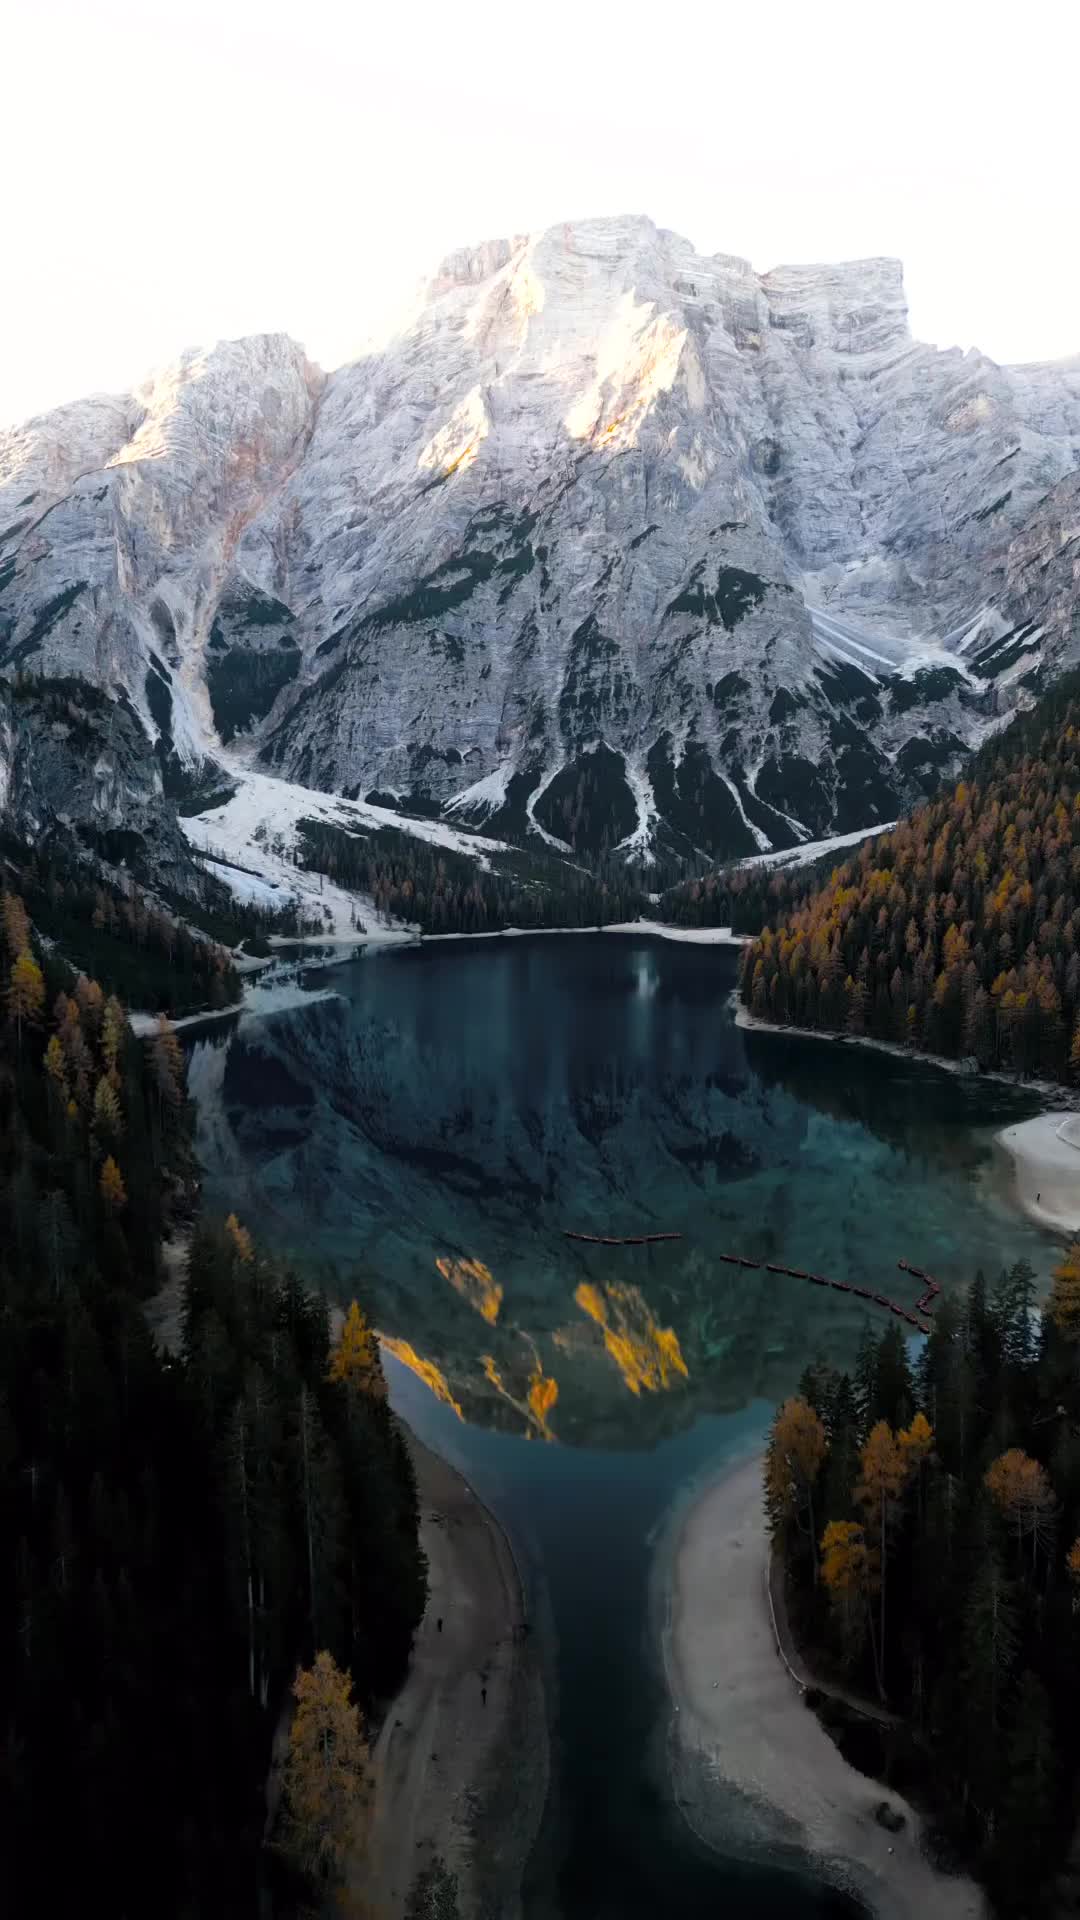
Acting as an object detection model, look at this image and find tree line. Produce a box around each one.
[0,890,426,1916]
[767,1254,1080,1913]
[738,671,1080,1080]
[296,816,651,935]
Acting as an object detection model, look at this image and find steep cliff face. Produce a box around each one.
[0,678,201,889]
[2,217,1079,867]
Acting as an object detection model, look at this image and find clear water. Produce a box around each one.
[189,935,1052,1916]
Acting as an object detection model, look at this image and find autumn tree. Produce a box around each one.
[1047,1242,1080,1343]
[281,1649,370,1884]
[820,1518,870,1660]
[985,1449,1057,1571]
[2,890,30,956]
[92,1075,123,1143]
[854,1421,906,1698]
[151,1013,184,1118]
[765,1396,827,1579]
[101,995,126,1076]
[43,1032,68,1101]
[99,1155,127,1213]
[328,1301,385,1399]
[224,1212,254,1264]
[8,949,45,1043]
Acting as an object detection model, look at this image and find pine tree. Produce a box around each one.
[991,1670,1056,1906]
[962,1542,1019,1816]
[293,1384,343,1648]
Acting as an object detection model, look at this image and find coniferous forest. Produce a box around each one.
[0,887,426,1917]
[768,1251,1080,1914]
[736,672,1080,1081]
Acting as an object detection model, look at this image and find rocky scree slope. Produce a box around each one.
[2,217,1079,874]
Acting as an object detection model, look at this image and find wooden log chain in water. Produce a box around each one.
[562,1231,683,1246]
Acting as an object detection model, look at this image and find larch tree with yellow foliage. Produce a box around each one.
[1047,1243,1080,1344]
[43,1032,68,1102]
[224,1212,254,1264]
[854,1421,906,1699]
[92,1074,124,1143]
[8,949,45,1045]
[765,1396,828,1581]
[282,1649,370,1885]
[985,1449,1057,1571]
[2,890,30,957]
[328,1301,386,1401]
[821,1518,871,1660]
[898,1411,935,1525]
[99,1155,127,1213]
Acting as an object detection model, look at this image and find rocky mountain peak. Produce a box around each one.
[2,217,1079,884]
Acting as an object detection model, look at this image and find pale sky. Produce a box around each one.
[4,0,1079,427]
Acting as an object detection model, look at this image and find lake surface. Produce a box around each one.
[189,934,1053,1916]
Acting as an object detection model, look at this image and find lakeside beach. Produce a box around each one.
[361,1432,547,1919]
[663,1452,986,1920]
[995,1113,1080,1237]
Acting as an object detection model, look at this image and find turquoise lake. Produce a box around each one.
[189,934,1054,1915]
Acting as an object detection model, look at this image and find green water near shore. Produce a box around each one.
[189,934,1051,1914]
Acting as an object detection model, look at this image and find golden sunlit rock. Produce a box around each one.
[436,1255,504,1324]
[380,1336,464,1419]
[481,1351,559,1440]
[574,1280,688,1396]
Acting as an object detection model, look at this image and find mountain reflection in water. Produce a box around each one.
[189,935,1052,1451]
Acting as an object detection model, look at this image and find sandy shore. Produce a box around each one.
[996,1112,1080,1236]
[664,1453,986,1919]
[359,1432,547,1919]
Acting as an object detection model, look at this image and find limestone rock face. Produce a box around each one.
[3,216,1079,864]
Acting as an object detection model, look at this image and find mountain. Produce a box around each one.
[2,215,1079,881]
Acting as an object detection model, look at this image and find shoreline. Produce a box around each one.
[994,1113,1080,1237]
[661,1451,986,1919]
[735,996,1080,1107]
[360,1427,547,1920]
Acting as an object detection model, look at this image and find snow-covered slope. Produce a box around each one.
[3,216,1079,870]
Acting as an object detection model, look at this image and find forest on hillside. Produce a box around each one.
[736,671,1080,1081]
[296,814,652,934]
[768,1252,1080,1914]
[0,890,426,1916]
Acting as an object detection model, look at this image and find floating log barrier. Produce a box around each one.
[712,1248,932,1332]
[898,1258,942,1314]
[562,1231,683,1246]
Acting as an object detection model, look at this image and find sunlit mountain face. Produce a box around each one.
[189,935,1049,1452]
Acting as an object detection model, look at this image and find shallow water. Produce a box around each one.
[190,935,1051,1915]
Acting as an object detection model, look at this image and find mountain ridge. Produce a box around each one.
[2,214,1079,887]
